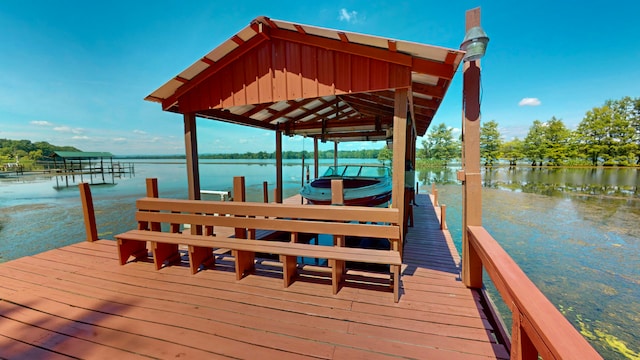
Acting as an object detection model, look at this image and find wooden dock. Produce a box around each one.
[0,193,509,359]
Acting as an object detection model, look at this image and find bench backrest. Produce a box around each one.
[135,197,400,245]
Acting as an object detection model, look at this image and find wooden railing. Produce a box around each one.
[466,226,602,359]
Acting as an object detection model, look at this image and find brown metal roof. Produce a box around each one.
[145,16,464,141]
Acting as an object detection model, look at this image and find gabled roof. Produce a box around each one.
[146,16,464,141]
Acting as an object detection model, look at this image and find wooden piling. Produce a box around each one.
[79,182,98,242]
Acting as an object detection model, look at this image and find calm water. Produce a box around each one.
[0,161,638,359]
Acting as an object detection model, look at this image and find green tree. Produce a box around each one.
[480,120,502,166]
[543,117,572,165]
[524,120,546,166]
[419,123,459,165]
[377,147,392,165]
[501,137,525,166]
[575,98,637,166]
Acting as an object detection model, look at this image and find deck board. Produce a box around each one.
[0,193,509,359]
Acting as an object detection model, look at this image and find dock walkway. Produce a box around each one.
[0,193,508,359]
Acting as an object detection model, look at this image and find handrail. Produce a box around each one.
[467,226,602,359]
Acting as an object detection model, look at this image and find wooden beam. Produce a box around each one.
[411,82,446,99]
[198,109,277,131]
[184,113,201,201]
[412,58,455,80]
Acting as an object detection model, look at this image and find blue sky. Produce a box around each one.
[1,1,637,155]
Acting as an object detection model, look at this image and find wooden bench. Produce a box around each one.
[115,197,402,302]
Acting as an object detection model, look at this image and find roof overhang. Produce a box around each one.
[145,16,464,141]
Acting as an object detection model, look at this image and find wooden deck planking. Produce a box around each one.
[0,193,508,359]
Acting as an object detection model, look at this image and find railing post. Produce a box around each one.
[79,182,98,242]
[511,311,538,360]
[433,188,439,207]
[440,204,447,230]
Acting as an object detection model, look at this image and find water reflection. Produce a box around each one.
[418,166,639,200]
[428,166,639,359]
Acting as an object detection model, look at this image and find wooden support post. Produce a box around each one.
[146,178,179,270]
[330,178,346,281]
[333,141,338,167]
[281,255,298,287]
[233,249,255,280]
[313,137,319,179]
[275,130,283,203]
[331,179,344,206]
[461,7,484,289]
[392,88,408,251]
[188,244,215,274]
[146,178,161,232]
[78,182,98,242]
[183,113,201,201]
[233,176,247,239]
[392,264,400,303]
[263,181,269,203]
[329,258,344,295]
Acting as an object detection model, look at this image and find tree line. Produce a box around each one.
[0,139,80,163]
[421,96,640,166]
[116,149,385,160]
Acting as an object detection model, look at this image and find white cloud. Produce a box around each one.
[72,135,90,140]
[113,137,127,142]
[133,129,147,135]
[339,8,358,23]
[30,120,53,126]
[519,98,541,106]
[54,126,84,134]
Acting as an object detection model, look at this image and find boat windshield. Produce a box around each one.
[322,165,389,178]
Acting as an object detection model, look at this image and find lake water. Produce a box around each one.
[0,161,638,359]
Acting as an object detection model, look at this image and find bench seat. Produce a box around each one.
[115,229,401,302]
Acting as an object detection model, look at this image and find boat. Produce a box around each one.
[300,164,392,206]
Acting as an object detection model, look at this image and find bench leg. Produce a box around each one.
[329,259,345,295]
[233,250,255,280]
[391,264,401,303]
[152,242,181,270]
[116,238,148,265]
[188,245,215,274]
[280,255,297,287]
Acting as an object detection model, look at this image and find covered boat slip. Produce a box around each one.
[0,193,510,359]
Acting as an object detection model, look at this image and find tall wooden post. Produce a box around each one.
[313,137,319,179]
[392,88,408,249]
[275,130,283,203]
[184,113,201,201]
[461,7,484,289]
